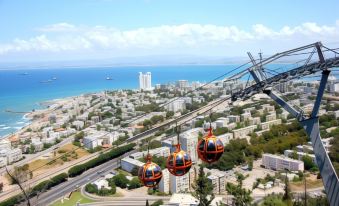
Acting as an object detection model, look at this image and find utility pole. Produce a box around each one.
[304,173,307,206]
[5,167,31,206]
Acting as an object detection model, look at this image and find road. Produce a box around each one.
[79,197,170,206]
[24,149,137,206]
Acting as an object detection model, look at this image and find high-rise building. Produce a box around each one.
[179,128,202,162]
[176,80,189,89]
[159,169,170,193]
[139,72,152,90]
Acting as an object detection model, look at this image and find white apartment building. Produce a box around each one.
[228,115,240,123]
[31,140,44,152]
[139,72,152,90]
[233,125,257,139]
[7,148,23,164]
[266,112,277,122]
[0,157,7,168]
[248,117,261,126]
[176,80,189,89]
[72,120,85,130]
[208,174,226,194]
[129,147,170,160]
[166,99,186,113]
[83,135,98,149]
[262,104,275,112]
[0,140,11,150]
[217,133,233,145]
[284,150,316,164]
[179,128,202,162]
[170,171,190,193]
[262,153,304,171]
[261,119,282,130]
[241,112,251,121]
[215,117,228,128]
[121,157,144,173]
[159,169,170,193]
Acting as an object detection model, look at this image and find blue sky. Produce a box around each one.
[0,0,339,64]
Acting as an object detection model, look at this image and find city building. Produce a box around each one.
[166,99,186,113]
[0,140,11,150]
[6,148,23,164]
[83,135,98,150]
[228,115,240,123]
[159,169,170,193]
[261,119,282,130]
[217,133,233,145]
[233,125,257,139]
[121,157,144,173]
[139,72,152,90]
[284,150,316,163]
[241,112,251,121]
[266,112,277,122]
[170,171,190,193]
[207,174,226,194]
[179,128,202,162]
[176,80,189,89]
[262,153,304,171]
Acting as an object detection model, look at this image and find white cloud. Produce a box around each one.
[0,21,339,59]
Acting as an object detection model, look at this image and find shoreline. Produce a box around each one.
[0,94,82,140]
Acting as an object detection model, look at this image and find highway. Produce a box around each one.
[23,149,137,206]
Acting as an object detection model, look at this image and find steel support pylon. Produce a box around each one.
[246,43,339,205]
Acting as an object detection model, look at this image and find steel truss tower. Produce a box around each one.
[232,42,339,206]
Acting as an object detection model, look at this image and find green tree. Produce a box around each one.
[226,173,253,206]
[113,173,129,189]
[151,200,164,206]
[261,194,287,206]
[302,155,317,171]
[131,166,139,176]
[282,171,292,206]
[128,177,142,190]
[192,165,215,206]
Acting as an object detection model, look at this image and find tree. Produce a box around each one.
[192,165,214,206]
[128,177,141,190]
[151,200,164,206]
[302,155,317,171]
[113,174,129,189]
[261,194,287,206]
[131,167,139,176]
[282,171,292,206]
[226,173,252,206]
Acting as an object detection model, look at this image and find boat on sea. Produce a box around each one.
[40,80,52,83]
[106,77,113,80]
[52,77,57,80]
[19,72,29,75]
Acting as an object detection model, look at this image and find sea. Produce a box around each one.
[0,65,245,137]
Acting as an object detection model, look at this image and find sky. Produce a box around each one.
[0,0,339,65]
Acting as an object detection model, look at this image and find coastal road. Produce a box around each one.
[24,149,137,206]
